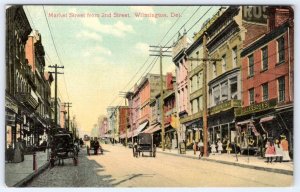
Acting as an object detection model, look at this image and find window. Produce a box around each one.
[212,62,217,78]
[262,46,268,70]
[230,77,238,99]
[221,81,228,101]
[249,88,254,105]
[192,99,198,114]
[222,54,226,73]
[278,76,285,102]
[248,54,254,77]
[232,47,237,68]
[262,83,268,101]
[213,85,220,106]
[277,36,285,63]
[199,96,203,110]
[198,71,203,89]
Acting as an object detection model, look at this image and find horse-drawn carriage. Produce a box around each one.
[133,133,156,157]
[50,133,78,167]
[87,137,103,156]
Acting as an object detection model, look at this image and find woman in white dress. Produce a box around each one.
[217,140,223,154]
[210,142,217,155]
[274,139,283,163]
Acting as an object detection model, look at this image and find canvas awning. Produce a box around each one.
[148,124,161,133]
[237,119,252,125]
[259,116,275,123]
[133,121,149,137]
[143,124,158,133]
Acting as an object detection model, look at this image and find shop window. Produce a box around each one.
[278,76,285,102]
[262,83,268,101]
[277,36,285,63]
[248,54,254,77]
[249,88,254,105]
[261,46,268,71]
[230,77,238,99]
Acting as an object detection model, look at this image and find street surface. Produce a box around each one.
[27,144,293,187]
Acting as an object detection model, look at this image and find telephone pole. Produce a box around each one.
[187,33,221,157]
[63,102,72,132]
[149,45,172,151]
[49,64,64,129]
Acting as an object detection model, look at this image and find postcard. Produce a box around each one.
[4,5,294,187]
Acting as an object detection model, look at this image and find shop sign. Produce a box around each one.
[180,111,202,124]
[235,99,277,116]
[242,6,267,24]
[209,100,241,115]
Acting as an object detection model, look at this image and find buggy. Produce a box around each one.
[87,138,103,156]
[50,133,78,167]
[133,133,156,157]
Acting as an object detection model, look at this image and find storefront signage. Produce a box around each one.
[242,6,267,24]
[180,111,202,124]
[235,99,277,116]
[209,100,241,115]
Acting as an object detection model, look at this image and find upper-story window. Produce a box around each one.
[199,96,203,110]
[221,54,226,73]
[249,88,255,105]
[262,83,269,101]
[278,76,285,102]
[212,62,217,78]
[262,46,268,71]
[248,54,254,77]
[232,46,237,68]
[212,85,220,105]
[277,36,285,63]
[220,81,228,102]
[230,77,238,99]
[198,71,203,89]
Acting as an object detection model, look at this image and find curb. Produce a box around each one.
[13,161,50,187]
[157,151,293,176]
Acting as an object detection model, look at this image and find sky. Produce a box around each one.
[23,5,220,135]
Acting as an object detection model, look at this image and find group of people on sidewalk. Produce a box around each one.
[265,135,291,163]
[192,134,291,163]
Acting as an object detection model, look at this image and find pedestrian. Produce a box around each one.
[265,140,275,163]
[280,135,291,161]
[193,140,196,155]
[94,139,100,155]
[274,139,283,163]
[210,141,217,155]
[226,140,232,154]
[198,140,204,159]
[6,145,14,163]
[217,139,223,154]
[13,138,24,163]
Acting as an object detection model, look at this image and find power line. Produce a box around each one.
[42,6,70,102]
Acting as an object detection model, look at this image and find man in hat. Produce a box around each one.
[280,135,291,161]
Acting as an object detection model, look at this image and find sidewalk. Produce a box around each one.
[5,151,50,187]
[156,148,293,175]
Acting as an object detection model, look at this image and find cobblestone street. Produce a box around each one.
[26,144,293,187]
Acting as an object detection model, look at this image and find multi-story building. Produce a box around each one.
[237,6,294,154]
[5,5,34,150]
[126,73,165,141]
[118,106,129,144]
[172,31,192,143]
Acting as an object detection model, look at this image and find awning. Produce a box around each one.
[149,124,161,133]
[237,119,252,125]
[143,124,158,133]
[119,133,126,139]
[260,116,275,123]
[133,121,149,137]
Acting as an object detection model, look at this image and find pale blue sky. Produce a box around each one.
[23,5,220,134]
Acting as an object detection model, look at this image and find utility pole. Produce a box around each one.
[49,64,64,129]
[63,102,72,132]
[186,33,221,157]
[149,45,172,151]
